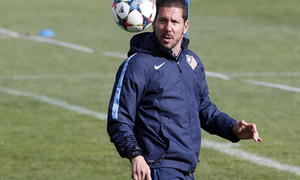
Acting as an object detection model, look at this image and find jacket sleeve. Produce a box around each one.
[198,66,240,143]
[107,56,147,159]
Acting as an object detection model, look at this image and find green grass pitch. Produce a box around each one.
[0,0,300,179]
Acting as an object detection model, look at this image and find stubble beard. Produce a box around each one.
[156,30,184,53]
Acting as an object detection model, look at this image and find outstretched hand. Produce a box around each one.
[233,120,263,142]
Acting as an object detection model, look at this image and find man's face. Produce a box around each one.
[152,6,189,56]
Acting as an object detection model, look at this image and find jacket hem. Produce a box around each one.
[148,159,196,173]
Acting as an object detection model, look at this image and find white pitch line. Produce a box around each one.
[0,86,107,120]
[202,140,300,176]
[229,72,300,77]
[103,51,300,93]
[103,51,127,59]
[205,71,231,80]
[0,28,94,54]
[0,85,300,176]
[6,71,299,94]
[241,79,300,93]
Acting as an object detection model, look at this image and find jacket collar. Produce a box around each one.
[128,32,189,60]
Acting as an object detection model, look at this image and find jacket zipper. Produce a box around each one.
[175,47,185,73]
[176,49,198,165]
[177,61,183,73]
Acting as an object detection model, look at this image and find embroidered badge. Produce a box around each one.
[186,55,198,70]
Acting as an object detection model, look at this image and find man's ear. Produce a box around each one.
[183,20,189,34]
[152,20,156,31]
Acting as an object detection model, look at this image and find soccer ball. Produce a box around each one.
[111,0,156,32]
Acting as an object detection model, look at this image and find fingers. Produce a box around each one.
[132,167,151,180]
[250,123,263,142]
[240,120,247,125]
[146,171,152,180]
[235,120,262,142]
[253,133,263,142]
[251,123,258,141]
[253,130,259,142]
[246,121,262,142]
[131,156,152,180]
[132,170,151,180]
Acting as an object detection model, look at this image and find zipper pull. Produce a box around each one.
[177,61,183,73]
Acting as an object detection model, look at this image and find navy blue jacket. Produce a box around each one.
[107,32,239,173]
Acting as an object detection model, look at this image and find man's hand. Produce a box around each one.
[233,120,263,142]
[131,155,152,180]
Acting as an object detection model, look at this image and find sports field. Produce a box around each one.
[0,0,300,179]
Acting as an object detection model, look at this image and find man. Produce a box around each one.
[107,0,262,179]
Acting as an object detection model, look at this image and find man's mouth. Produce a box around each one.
[162,34,173,42]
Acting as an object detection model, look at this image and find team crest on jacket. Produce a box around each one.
[186,55,197,70]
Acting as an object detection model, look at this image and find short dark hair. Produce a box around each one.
[155,0,189,22]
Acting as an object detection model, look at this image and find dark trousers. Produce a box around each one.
[151,168,194,180]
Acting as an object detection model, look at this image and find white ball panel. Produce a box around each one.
[140,1,153,18]
[111,7,120,23]
[127,26,144,32]
[151,6,156,21]
[127,10,143,25]
[116,2,130,19]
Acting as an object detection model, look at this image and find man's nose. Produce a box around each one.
[165,21,172,32]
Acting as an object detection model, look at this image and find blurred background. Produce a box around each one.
[0,0,299,179]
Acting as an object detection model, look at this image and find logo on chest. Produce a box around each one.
[154,62,166,70]
[186,55,198,70]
